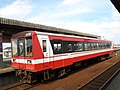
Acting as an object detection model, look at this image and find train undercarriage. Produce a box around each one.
[15,54,111,84]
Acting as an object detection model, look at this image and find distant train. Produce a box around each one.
[11,31,113,83]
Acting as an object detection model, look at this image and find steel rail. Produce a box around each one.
[99,67,120,90]
[77,60,120,90]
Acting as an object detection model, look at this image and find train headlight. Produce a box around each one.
[12,59,16,62]
[27,60,32,64]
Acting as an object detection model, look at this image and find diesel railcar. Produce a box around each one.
[11,31,113,83]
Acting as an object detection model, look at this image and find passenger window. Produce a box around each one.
[54,44,58,51]
[42,40,47,52]
[74,42,83,51]
[58,44,61,51]
[68,43,72,51]
[84,43,88,50]
[78,43,83,51]
[54,43,61,52]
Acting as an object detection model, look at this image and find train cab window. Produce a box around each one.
[12,39,18,56]
[42,40,47,52]
[18,39,25,56]
[25,37,32,57]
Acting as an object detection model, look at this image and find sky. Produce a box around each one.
[0,0,120,48]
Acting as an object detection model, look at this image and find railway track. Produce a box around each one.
[4,61,119,90]
[78,60,120,90]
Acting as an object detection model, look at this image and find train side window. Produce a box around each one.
[51,40,62,54]
[74,42,83,51]
[42,40,47,52]
[91,43,93,50]
[87,43,91,50]
[84,43,88,51]
[54,44,57,51]
[79,43,83,51]
[98,43,100,49]
[53,43,62,52]
[58,44,61,51]
[68,43,72,51]
[54,43,61,51]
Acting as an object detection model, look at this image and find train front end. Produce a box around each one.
[11,31,38,83]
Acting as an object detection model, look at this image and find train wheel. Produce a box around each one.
[49,71,56,80]
[43,70,50,81]
[27,73,32,84]
[58,68,66,78]
[66,67,71,75]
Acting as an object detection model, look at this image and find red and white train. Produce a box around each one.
[11,31,113,83]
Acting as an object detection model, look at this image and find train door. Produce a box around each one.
[42,38,50,68]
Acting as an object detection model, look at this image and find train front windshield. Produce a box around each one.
[12,36,32,57]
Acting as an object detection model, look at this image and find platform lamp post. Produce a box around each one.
[0,33,3,69]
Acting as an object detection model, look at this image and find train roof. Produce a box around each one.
[11,31,110,42]
[35,31,111,42]
[0,17,101,39]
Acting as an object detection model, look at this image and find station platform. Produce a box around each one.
[106,71,120,90]
[0,60,14,74]
[0,67,14,74]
